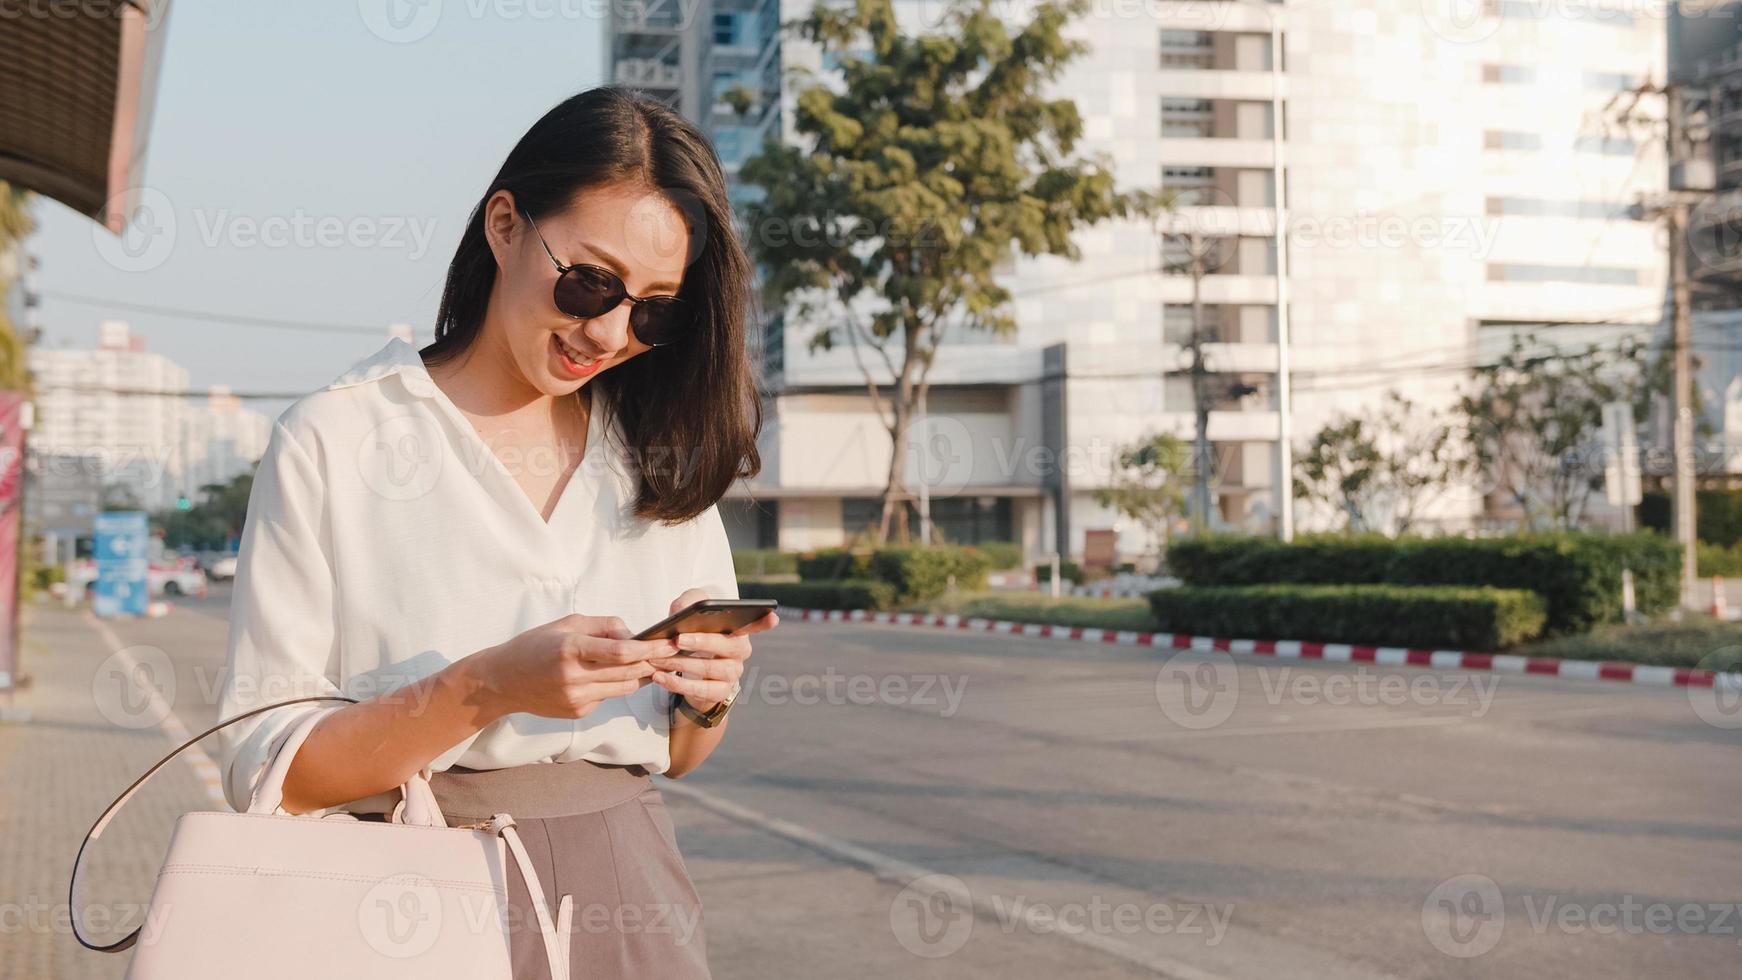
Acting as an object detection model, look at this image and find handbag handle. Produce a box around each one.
[67,695,573,980]
[68,694,365,953]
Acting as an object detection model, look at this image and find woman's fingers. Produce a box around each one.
[671,631,754,659]
[573,635,679,664]
[646,654,739,680]
[652,669,733,704]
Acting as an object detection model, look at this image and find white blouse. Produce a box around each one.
[213,336,740,815]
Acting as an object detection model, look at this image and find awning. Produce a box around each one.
[0,1,171,231]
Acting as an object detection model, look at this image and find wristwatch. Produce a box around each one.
[673,678,741,729]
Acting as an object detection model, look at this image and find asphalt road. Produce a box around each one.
[65,584,1742,978]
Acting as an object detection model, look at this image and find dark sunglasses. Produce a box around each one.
[520,206,690,347]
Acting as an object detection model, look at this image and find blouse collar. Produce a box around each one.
[325,336,442,399]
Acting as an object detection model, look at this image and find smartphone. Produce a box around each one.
[634,598,778,642]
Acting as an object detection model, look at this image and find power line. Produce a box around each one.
[41,290,393,337]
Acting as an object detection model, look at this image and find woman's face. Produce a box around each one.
[484,180,692,396]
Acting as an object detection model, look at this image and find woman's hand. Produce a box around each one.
[472,613,680,721]
[649,588,780,711]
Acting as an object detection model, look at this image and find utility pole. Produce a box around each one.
[1618,80,1711,609]
[1161,228,1257,532]
[1269,9,1293,542]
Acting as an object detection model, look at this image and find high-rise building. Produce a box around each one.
[182,384,272,501]
[616,1,1673,557]
[26,321,268,514]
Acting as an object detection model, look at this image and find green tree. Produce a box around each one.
[0,181,36,390]
[154,469,257,550]
[1294,416,1381,532]
[737,0,1155,543]
[1295,392,1471,534]
[1460,334,1645,529]
[1094,432,1190,558]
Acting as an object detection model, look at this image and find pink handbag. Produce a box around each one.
[69,696,572,979]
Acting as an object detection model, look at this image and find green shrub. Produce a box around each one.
[748,579,896,611]
[1162,532,1680,635]
[951,594,1154,632]
[732,549,797,577]
[1147,584,1548,650]
[1697,541,1742,578]
[798,545,991,602]
[796,548,874,581]
[974,541,1024,570]
[1034,560,1083,584]
[870,546,993,603]
[1639,489,1742,547]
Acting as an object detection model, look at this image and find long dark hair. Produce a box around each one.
[426,86,761,525]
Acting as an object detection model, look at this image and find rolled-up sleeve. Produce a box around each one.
[692,503,741,601]
[212,419,344,813]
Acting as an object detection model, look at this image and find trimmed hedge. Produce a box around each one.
[732,549,797,578]
[748,579,896,611]
[870,547,993,602]
[1164,532,1681,635]
[1034,560,1083,585]
[975,541,1024,570]
[1147,584,1548,651]
[797,545,992,603]
[796,548,874,582]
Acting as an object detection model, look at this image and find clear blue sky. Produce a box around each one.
[31,0,610,419]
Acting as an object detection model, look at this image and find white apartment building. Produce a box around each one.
[27,320,270,513]
[615,0,1671,560]
[182,384,272,501]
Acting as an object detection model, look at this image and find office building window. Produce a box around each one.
[1161,98,1213,138]
[712,12,738,45]
[1481,63,1536,83]
[1573,135,1638,155]
[1487,263,1640,285]
[1484,130,1543,151]
[1158,29,1213,69]
[1584,70,1637,91]
[1485,197,1633,219]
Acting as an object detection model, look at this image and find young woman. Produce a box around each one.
[214,86,776,978]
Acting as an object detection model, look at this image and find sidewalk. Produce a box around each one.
[0,601,211,980]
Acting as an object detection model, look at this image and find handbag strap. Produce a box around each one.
[69,696,576,978]
[68,694,360,952]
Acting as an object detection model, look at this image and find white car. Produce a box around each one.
[69,559,208,600]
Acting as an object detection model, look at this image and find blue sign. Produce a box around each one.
[94,511,149,616]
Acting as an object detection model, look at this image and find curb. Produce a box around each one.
[777,607,1742,690]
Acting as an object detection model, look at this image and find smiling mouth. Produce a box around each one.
[552,334,605,373]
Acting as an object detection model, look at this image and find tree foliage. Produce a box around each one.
[1094,431,1190,555]
[1294,392,1472,535]
[737,0,1155,542]
[1459,333,1646,529]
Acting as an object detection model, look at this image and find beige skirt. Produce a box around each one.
[365,760,710,979]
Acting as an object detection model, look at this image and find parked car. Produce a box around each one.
[205,553,238,581]
[68,558,208,600]
[151,562,208,598]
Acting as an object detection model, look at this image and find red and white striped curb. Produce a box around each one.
[777,607,1742,690]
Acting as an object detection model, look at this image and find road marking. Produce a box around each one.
[659,779,1225,980]
[84,612,230,809]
